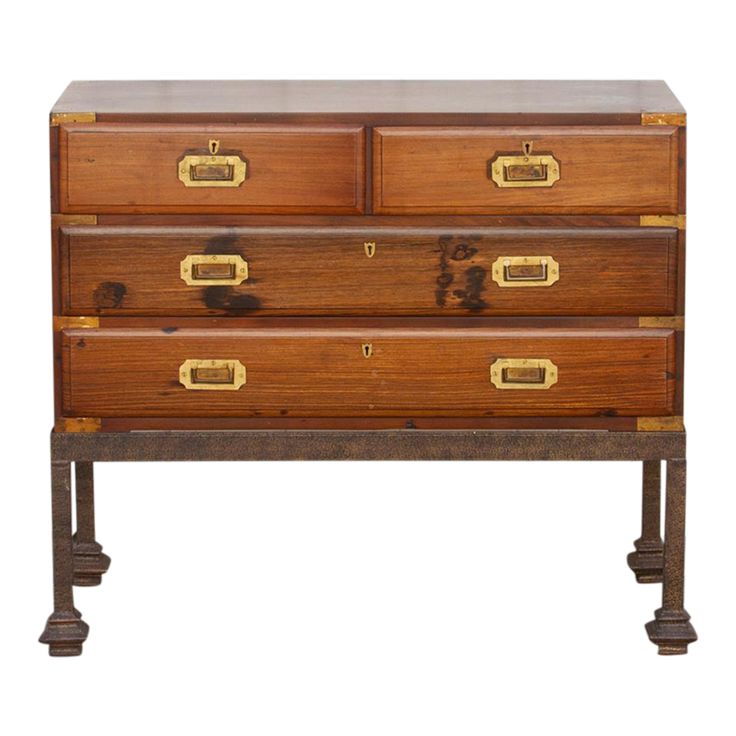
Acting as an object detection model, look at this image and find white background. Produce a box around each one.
[1,1,733,733]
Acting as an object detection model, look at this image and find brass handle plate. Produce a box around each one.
[491,256,559,288]
[179,359,246,391]
[178,154,247,188]
[180,255,249,286]
[490,141,560,188]
[490,358,558,390]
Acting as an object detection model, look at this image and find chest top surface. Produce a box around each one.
[51,80,685,125]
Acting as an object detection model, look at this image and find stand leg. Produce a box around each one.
[646,459,697,655]
[627,460,664,583]
[72,462,111,586]
[39,460,89,656]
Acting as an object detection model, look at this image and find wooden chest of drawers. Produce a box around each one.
[42,80,694,656]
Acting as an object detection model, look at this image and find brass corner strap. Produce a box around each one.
[53,316,100,331]
[50,112,96,126]
[638,316,685,330]
[640,215,686,229]
[52,214,98,226]
[54,417,102,433]
[641,112,686,126]
[637,417,684,432]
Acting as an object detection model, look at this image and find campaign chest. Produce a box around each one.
[41,80,694,656]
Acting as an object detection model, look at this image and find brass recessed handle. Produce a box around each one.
[180,255,249,286]
[179,359,246,391]
[491,256,559,288]
[490,358,558,389]
[178,150,247,188]
[490,141,560,188]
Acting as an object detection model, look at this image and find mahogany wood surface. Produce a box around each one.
[61,327,675,418]
[60,226,678,316]
[52,80,684,126]
[58,124,365,214]
[373,126,680,214]
[95,416,638,431]
[92,315,646,329]
[95,214,647,227]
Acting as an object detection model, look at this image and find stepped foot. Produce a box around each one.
[40,459,91,656]
[627,539,663,583]
[73,463,111,586]
[73,536,112,586]
[646,608,697,655]
[644,459,696,655]
[628,460,663,583]
[39,610,89,657]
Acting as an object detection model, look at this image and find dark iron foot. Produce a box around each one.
[646,607,697,655]
[627,538,664,583]
[39,610,89,657]
[73,535,111,586]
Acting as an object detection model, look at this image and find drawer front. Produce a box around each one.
[373,126,680,214]
[62,328,675,417]
[60,227,677,316]
[58,124,365,214]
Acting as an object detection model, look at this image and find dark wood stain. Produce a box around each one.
[203,287,261,311]
[92,281,127,309]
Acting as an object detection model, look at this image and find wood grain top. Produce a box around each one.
[51,80,684,124]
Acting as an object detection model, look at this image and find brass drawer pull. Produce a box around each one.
[490,141,560,188]
[491,256,559,288]
[179,359,246,391]
[490,358,558,390]
[178,140,247,188]
[180,255,248,286]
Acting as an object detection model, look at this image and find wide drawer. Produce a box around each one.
[57,124,365,214]
[61,328,675,417]
[59,226,678,316]
[373,126,681,214]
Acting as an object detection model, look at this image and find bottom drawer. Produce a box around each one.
[61,328,675,418]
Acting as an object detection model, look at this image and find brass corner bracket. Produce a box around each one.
[50,112,97,126]
[53,316,100,331]
[638,316,685,330]
[637,416,684,432]
[51,214,98,227]
[640,215,686,230]
[641,112,686,126]
[54,417,102,433]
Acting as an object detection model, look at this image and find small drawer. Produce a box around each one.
[61,327,676,418]
[59,226,678,316]
[57,123,365,214]
[373,126,681,214]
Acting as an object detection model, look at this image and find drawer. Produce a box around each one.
[373,126,681,214]
[57,124,365,214]
[59,226,678,316]
[61,328,675,417]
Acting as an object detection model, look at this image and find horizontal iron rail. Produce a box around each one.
[51,429,685,463]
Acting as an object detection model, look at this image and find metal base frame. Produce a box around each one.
[39,429,696,656]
